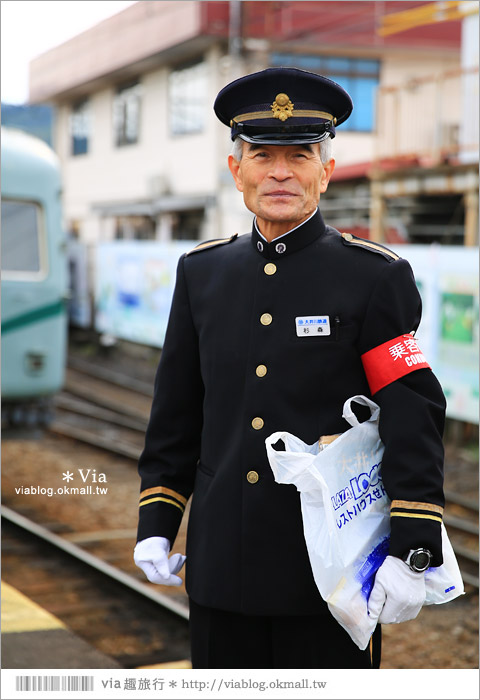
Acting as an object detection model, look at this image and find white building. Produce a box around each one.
[29,0,477,250]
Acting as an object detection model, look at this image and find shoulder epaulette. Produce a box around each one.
[341,232,400,262]
[186,234,238,256]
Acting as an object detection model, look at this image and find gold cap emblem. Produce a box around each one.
[271,93,294,121]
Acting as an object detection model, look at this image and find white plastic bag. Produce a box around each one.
[266,394,464,650]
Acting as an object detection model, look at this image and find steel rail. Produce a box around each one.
[1,505,189,621]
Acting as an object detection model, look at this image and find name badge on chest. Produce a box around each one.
[295,316,331,337]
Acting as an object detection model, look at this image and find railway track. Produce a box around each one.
[1,505,190,669]
[442,489,479,589]
[3,350,478,670]
[49,355,480,590]
[49,364,149,459]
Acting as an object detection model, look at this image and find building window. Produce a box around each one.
[270,54,380,132]
[113,80,141,147]
[115,216,156,240]
[171,209,203,240]
[70,100,90,156]
[1,199,45,277]
[169,61,208,135]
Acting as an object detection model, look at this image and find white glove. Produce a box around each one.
[367,555,426,624]
[134,536,186,586]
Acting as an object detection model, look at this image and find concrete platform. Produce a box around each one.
[139,660,192,669]
[1,581,121,669]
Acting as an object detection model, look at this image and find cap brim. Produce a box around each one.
[238,132,332,145]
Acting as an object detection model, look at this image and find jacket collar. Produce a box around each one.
[251,208,326,260]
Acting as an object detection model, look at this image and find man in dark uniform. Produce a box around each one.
[134,68,446,669]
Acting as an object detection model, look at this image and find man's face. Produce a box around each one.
[228,142,335,238]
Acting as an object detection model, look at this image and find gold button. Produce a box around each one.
[252,417,264,430]
[246,470,259,484]
[256,364,267,378]
[260,313,272,326]
[264,263,277,275]
[275,93,290,107]
[342,232,353,242]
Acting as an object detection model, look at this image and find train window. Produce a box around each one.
[1,199,45,276]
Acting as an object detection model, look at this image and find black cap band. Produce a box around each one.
[236,122,334,145]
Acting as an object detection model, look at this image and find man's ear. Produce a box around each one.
[228,154,244,192]
[320,158,335,194]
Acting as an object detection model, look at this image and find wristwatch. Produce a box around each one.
[403,548,432,573]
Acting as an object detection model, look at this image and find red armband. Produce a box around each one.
[361,334,431,395]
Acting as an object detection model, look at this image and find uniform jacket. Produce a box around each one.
[137,209,446,616]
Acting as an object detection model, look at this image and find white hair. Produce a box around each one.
[230,136,333,164]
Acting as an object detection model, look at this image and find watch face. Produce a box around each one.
[412,551,431,571]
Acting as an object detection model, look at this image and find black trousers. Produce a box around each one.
[189,598,381,669]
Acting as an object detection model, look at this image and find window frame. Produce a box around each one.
[1,198,48,281]
[113,79,142,148]
[168,60,208,137]
[269,53,380,133]
[70,99,91,156]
